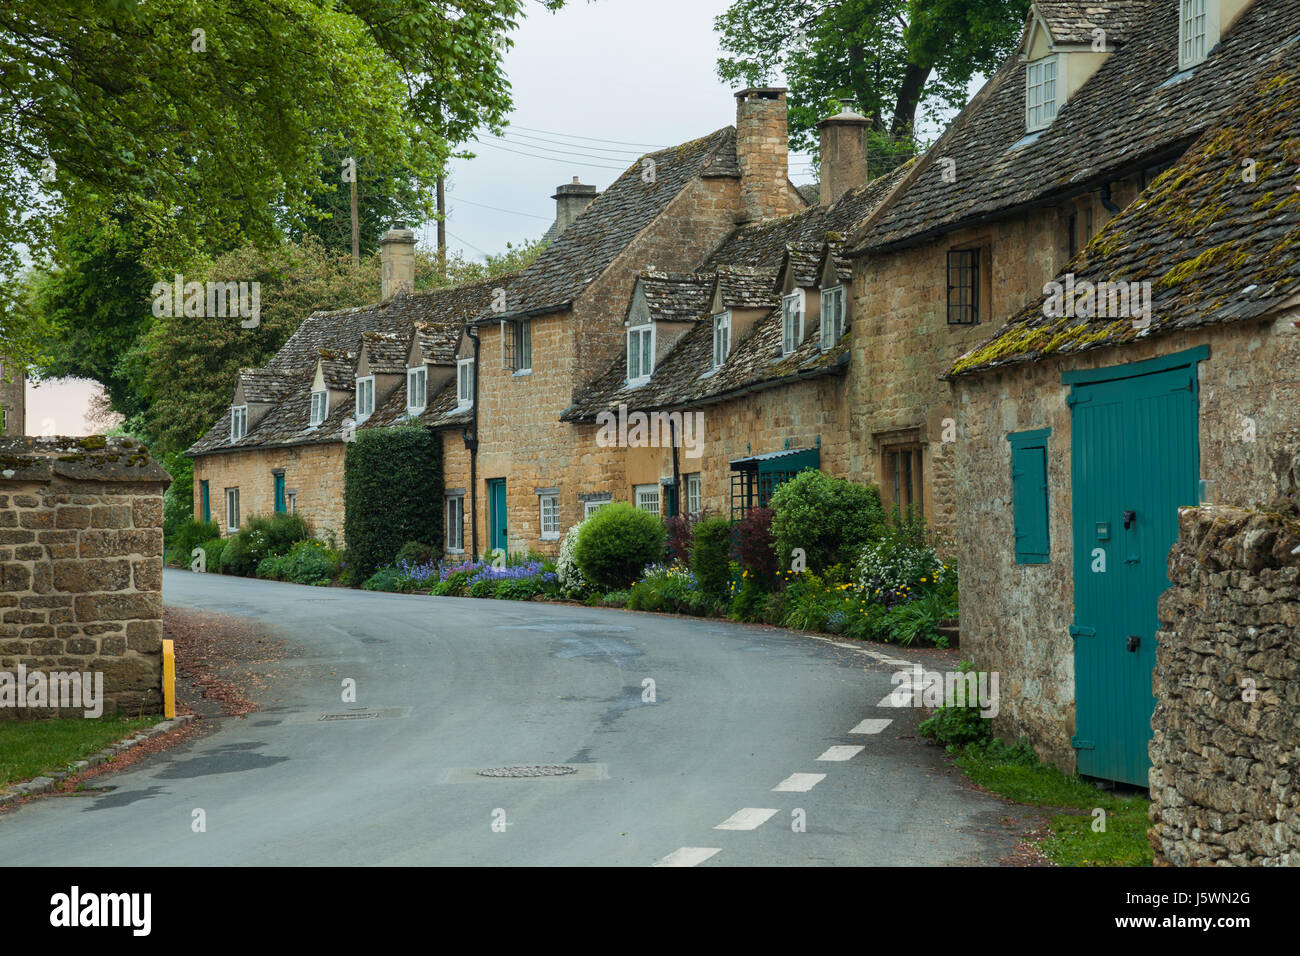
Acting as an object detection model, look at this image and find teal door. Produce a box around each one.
[487,479,507,556]
[273,473,286,513]
[200,480,211,523]
[1067,348,1202,785]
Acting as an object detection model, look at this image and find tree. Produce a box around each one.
[714,0,1030,155]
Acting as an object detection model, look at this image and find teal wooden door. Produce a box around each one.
[1068,350,1201,785]
[487,479,507,556]
[273,473,286,513]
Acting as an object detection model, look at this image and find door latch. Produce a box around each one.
[1122,510,1136,530]
[1127,635,1140,652]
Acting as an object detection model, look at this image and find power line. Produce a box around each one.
[497,129,651,156]
[445,229,492,259]
[475,134,635,163]
[507,123,667,149]
[447,194,553,221]
[470,139,627,171]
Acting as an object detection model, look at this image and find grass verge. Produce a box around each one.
[0,715,160,788]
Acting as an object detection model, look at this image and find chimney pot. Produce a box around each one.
[817,106,871,206]
[379,222,416,300]
[550,177,600,238]
[734,87,796,223]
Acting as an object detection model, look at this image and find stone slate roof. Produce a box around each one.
[484,127,741,320]
[364,375,471,432]
[238,368,297,404]
[318,352,356,390]
[359,330,408,375]
[638,272,714,323]
[412,322,460,365]
[949,60,1300,378]
[716,265,780,309]
[854,0,1300,253]
[1032,1,1142,45]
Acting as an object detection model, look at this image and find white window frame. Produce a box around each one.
[309,390,328,426]
[225,488,240,532]
[457,359,475,408]
[583,498,610,519]
[820,286,846,349]
[712,312,731,369]
[514,320,532,373]
[1025,55,1059,132]
[1179,0,1209,70]
[627,320,654,385]
[634,483,660,516]
[407,366,427,414]
[286,490,297,514]
[230,405,248,441]
[781,292,803,356]
[355,376,375,422]
[685,473,702,516]
[446,494,465,552]
[539,493,560,540]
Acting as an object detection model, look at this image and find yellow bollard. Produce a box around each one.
[162,638,175,719]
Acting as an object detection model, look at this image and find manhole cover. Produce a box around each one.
[475,765,578,778]
[319,712,379,721]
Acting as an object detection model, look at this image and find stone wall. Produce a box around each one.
[192,442,346,543]
[0,437,171,718]
[1149,504,1300,866]
[0,360,23,437]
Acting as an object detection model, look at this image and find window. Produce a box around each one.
[539,493,560,540]
[781,292,803,356]
[883,444,924,517]
[457,359,475,408]
[712,312,731,368]
[685,473,702,516]
[634,483,660,515]
[584,498,610,519]
[946,249,980,325]
[310,390,328,426]
[1179,0,1208,69]
[230,405,248,441]
[355,376,374,421]
[446,495,465,552]
[1,407,7,432]
[820,286,845,349]
[627,320,654,384]
[225,488,241,532]
[514,320,532,372]
[1025,55,1058,132]
[286,490,297,514]
[1008,429,1051,563]
[407,366,426,414]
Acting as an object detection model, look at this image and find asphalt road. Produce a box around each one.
[0,570,1027,866]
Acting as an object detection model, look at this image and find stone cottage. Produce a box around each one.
[0,359,24,436]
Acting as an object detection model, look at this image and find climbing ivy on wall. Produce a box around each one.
[344,425,443,582]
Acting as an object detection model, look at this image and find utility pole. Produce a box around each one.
[437,174,447,280]
[350,172,360,267]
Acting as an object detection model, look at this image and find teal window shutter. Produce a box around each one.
[1007,429,1051,564]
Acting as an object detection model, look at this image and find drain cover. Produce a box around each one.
[319,712,379,721]
[476,765,578,778]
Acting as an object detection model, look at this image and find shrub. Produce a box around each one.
[627,563,699,614]
[769,471,884,573]
[664,511,710,565]
[195,537,226,573]
[396,541,436,567]
[854,509,943,594]
[728,575,766,621]
[344,425,443,582]
[732,507,776,587]
[220,512,312,577]
[362,567,406,592]
[468,578,495,598]
[555,521,588,595]
[496,578,544,601]
[690,516,732,603]
[574,503,666,590]
[918,662,994,747]
[256,553,289,580]
[161,449,195,548]
[782,572,836,631]
[282,539,342,586]
[172,519,218,564]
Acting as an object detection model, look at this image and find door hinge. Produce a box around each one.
[1067,393,1092,407]
[1069,625,1096,639]
[1071,736,1095,751]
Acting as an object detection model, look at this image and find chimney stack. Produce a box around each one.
[818,106,871,205]
[379,222,416,300]
[734,87,795,224]
[551,177,599,237]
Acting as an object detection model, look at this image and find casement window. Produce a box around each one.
[634,483,660,515]
[627,319,654,384]
[685,473,702,516]
[1008,429,1051,564]
[781,292,803,356]
[712,312,731,368]
[514,320,532,373]
[538,492,560,540]
[407,366,427,414]
[946,249,981,325]
[1025,55,1058,132]
[883,444,924,518]
[310,390,328,426]
[820,286,846,349]
[225,488,241,532]
[446,495,465,552]
[1179,0,1209,69]
[230,405,248,441]
[355,376,374,421]
[457,358,475,408]
[583,498,610,519]
[286,490,297,514]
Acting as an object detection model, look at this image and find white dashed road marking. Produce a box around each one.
[772,773,826,792]
[817,745,865,761]
[849,718,892,734]
[653,847,721,867]
[714,808,779,831]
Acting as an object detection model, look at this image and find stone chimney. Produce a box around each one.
[818,106,871,205]
[735,87,793,224]
[551,177,599,236]
[380,222,416,300]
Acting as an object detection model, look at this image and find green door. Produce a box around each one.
[273,473,286,513]
[487,478,507,556]
[1067,348,1202,786]
[200,480,211,523]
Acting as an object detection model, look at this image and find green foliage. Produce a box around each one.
[281,539,341,586]
[395,541,436,567]
[855,507,945,592]
[574,503,667,591]
[161,449,195,541]
[769,471,884,573]
[690,516,733,603]
[219,512,312,577]
[781,571,836,631]
[468,578,496,598]
[628,564,703,615]
[495,577,546,601]
[556,519,589,595]
[171,519,218,562]
[343,425,443,582]
[880,592,955,647]
[195,537,226,572]
[728,575,766,621]
[362,567,406,592]
[917,663,992,746]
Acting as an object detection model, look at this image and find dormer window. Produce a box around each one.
[1179,0,1209,69]
[1025,55,1058,132]
[407,366,426,414]
[712,312,731,369]
[230,405,248,441]
[781,292,803,356]
[820,286,845,349]
[310,390,328,426]
[457,358,475,408]
[355,376,374,421]
[627,318,654,385]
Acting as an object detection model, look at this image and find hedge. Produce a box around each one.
[344,425,443,581]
